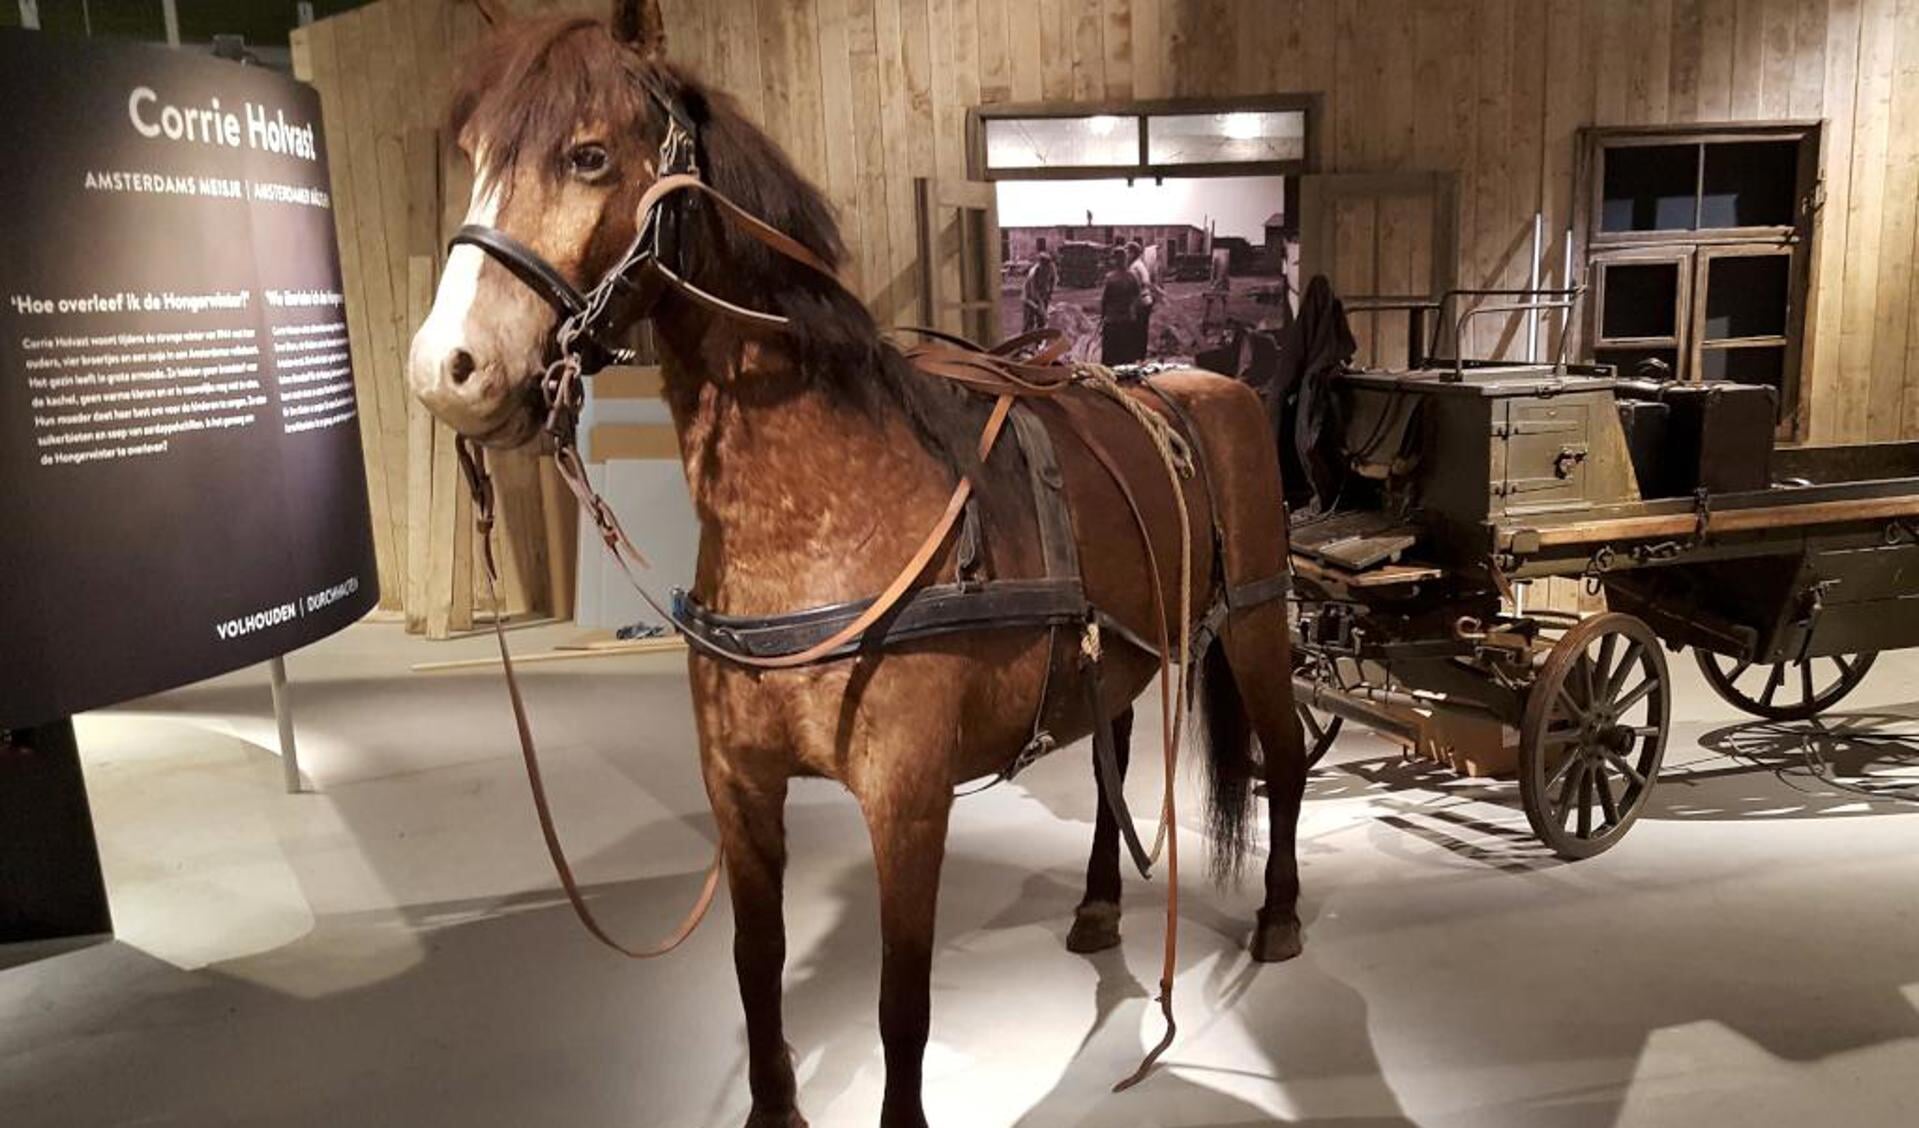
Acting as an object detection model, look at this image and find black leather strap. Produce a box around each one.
[1086,647,1154,878]
[670,577,1088,663]
[451,225,589,317]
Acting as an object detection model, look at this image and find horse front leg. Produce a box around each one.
[857,761,954,1128]
[1067,705,1133,953]
[705,759,806,1128]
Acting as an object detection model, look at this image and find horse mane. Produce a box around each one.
[447,16,988,477]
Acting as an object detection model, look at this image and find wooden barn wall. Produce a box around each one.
[298,0,1919,603]
[291,0,570,633]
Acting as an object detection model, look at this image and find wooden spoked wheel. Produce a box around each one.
[1694,649,1878,721]
[1520,613,1671,860]
[1298,706,1343,768]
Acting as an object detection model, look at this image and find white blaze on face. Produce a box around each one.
[413,171,502,370]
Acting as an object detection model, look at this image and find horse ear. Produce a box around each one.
[611,0,668,57]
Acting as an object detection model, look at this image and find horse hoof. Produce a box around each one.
[1066,901,1122,953]
[1250,915,1303,963]
[743,1111,807,1128]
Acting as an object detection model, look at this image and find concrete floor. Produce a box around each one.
[3,620,1918,1127]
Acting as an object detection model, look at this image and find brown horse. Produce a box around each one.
[407,4,1307,1125]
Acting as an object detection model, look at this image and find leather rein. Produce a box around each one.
[446,76,1201,1088]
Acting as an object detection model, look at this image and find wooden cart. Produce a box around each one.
[1286,337,1919,859]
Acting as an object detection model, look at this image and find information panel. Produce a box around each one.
[0,32,378,729]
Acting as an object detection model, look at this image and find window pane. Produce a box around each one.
[1700,141,1798,228]
[1601,144,1699,232]
[984,116,1140,171]
[1704,254,1790,339]
[1147,111,1305,165]
[1601,261,1681,340]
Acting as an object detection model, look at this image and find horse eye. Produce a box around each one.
[568,143,611,179]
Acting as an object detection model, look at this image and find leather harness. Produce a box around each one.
[446,69,1289,1089]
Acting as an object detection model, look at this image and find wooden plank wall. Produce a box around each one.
[293,0,572,636]
[300,0,1919,603]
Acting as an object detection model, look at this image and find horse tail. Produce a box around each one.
[1195,638,1256,884]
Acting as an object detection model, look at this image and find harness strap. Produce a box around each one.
[672,578,1085,660]
[551,392,1017,671]
[458,439,723,960]
[450,225,590,316]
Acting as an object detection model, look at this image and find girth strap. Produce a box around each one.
[672,578,1086,661]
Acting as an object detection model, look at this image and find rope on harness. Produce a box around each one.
[1075,362,1194,1092]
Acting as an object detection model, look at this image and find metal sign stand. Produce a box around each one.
[267,656,302,794]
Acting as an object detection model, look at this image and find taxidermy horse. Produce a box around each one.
[407,4,1307,1125]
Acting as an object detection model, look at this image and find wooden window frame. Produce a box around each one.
[968,94,1321,182]
[1578,122,1822,441]
[1591,246,1694,351]
[1584,122,1822,248]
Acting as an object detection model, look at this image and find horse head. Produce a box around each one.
[408,1,671,448]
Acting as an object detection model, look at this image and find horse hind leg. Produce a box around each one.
[1216,601,1308,963]
[1067,705,1134,953]
[705,763,808,1128]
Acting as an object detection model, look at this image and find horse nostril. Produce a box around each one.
[447,348,477,387]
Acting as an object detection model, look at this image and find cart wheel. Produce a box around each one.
[1520,612,1670,860]
[1298,706,1343,768]
[1693,649,1878,721]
